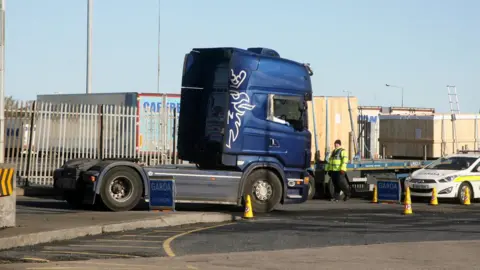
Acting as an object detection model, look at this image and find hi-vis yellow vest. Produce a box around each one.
[325,148,348,172]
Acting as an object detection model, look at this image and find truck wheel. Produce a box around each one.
[307,175,316,200]
[456,182,473,204]
[99,167,143,212]
[244,169,282,213]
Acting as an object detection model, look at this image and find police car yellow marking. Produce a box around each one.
[453,176,480,182]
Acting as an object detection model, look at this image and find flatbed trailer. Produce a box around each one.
[307,159,434,199]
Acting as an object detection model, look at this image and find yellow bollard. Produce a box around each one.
[243,195,254,219]
[463,186,471,205]
[372,184,378,203]
[403,186,413,215]
[430,187,438,206]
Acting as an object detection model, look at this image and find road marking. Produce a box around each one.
[163,222,235,257]
[245,218,284,222]
[23,257,51,263]
[26,267,86,270]
[80,261,153,267]
[27,266,141,270]
[67,244,159,249]
[121,234,170,238]
[91,239,163,243]
[153,229,190,233]
[187,265,199,270]
[41,250,139,258]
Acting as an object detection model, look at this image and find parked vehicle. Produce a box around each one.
[404,151,480,204]
[53,47,314,213]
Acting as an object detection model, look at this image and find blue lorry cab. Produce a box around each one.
[177,47,313,173]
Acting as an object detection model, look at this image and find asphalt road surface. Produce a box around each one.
[2,198,480,265]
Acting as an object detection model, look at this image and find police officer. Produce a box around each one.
[325,139,351,202]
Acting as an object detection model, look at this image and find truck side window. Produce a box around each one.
[267,94,305,130]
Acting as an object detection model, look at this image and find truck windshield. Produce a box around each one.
[425,156,478,170]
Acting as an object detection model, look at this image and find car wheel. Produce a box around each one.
[456,182,473,204]
[244,169,282,213]
[99,166,143,212]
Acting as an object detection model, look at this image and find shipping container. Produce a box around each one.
[307,96,358,161]
[357,106,435,159]
[36,92,181,156]
[378,113,480,159]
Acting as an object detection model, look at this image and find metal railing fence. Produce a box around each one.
[4,100,179,187]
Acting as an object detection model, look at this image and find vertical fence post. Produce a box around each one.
[172,108,177,164]
[98,104,104,160]
[24,101,36,187]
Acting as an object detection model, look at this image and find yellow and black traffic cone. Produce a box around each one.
[244,195,254,219]
[430,187,438,206]
[463,187,471,205]
[403,186,413,215]
[372,184,378,203]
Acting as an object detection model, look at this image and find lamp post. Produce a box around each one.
[156,0,161,93]
[0,0,5,162]
[385,84,404,107]
[86,0,93,94]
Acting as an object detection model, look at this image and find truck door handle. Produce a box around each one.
[269,138,279,147]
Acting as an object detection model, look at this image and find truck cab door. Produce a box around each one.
[265,94,311,169]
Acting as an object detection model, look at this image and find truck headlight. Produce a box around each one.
[439,175,458,183]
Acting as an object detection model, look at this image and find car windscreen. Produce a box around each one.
[425,156,478,170]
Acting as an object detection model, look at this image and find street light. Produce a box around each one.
[156,0,161,93]
[385,84,404,107]
[86,0,93,94]
[0,0,5,162]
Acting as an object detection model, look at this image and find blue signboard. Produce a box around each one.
[148,178,176,211]
[377,179,401,203]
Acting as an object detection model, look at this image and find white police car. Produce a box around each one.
[405,152,480,204]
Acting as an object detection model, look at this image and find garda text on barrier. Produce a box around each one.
[148,177,176,211]
[376,178,401,203]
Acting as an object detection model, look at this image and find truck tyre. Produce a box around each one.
[99,166,143,212]
[244,169,282,213]
[456,182,473,204]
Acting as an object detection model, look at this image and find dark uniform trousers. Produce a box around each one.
[330,171,351,200]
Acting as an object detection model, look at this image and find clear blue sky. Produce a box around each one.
[6,0,480,113]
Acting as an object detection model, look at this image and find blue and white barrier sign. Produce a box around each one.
[376,178,401,203]
[148,178,176,211]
